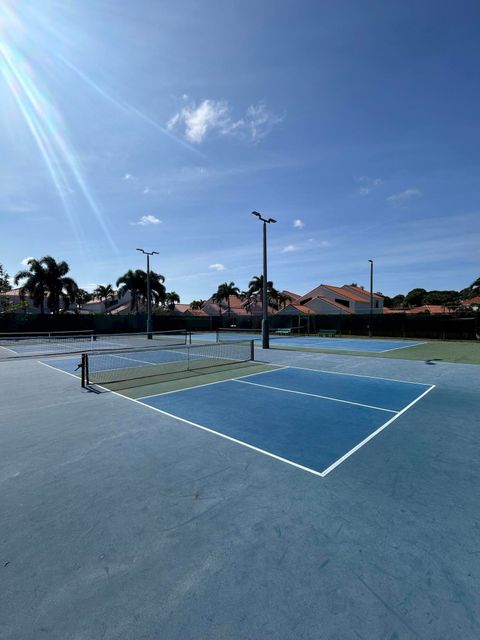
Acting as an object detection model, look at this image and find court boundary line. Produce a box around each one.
[269,337,425,353]
[37,358,437,478]
[320,384,436,476]
[275,364,433,387]
[38,359,82,380]
[40,359,325,478]
[195,332,425,353]
[233,379,397,413]
[375,342,426,353]
[0,344,19,356]
[137,366,288,400]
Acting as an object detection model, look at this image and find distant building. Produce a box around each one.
[295,284,383,315]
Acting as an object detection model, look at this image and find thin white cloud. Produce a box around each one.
[209,263,226,271]
[293,219,305,229]
[20,256,34,266]
[387,188,422,207]
[123,173,134,180]
[242,103,284,142]
[356,176,382,196]
[167,99,282,144]
[143,187,150,194]
[167,100,229,144]
[132,214,162,226]
[282,244,298,253]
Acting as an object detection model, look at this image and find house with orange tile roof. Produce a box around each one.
[462,295,480,310]
[407,304,456,315]
[297,284,383,315]
[277,298,353,316]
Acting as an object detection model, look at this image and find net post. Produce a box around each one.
[81,353,89,387]
[250,339,255,361]
[81,353,86,387]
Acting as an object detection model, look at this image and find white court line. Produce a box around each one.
[137,366,289,400]
[376,342,426,353]
[277,364,433,387]
[125,402,325,478]
[39,359,324,477]
[233,379,397,413]
[320,384,436,476]
[38,359,82,380]
[271,338,425,353]
[37,358,437,478]
[0,343,19,355]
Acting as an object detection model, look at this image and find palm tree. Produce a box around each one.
[0,264,12,312]
[213,282,240,317]
[116,269,166,312]
[240,290,257,316]
[15,256,78,314]
[116,270,142,311]
[93,284,115,311]
[190,299,206,310]
[248,275,276,309]
[14,259,47,314]
[165,291,180,311]
[277,292,293,310]
[75,289,93,313]
[141,271,166,308]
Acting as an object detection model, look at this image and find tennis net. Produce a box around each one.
[0,329,189,358]
[81,339,254,387]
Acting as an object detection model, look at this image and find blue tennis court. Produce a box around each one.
[138,367,434,476]
[193,331,423,352]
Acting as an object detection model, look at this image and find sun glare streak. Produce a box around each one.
[57,55,206,159]
[0,42,84,246]
[0,6,117,252]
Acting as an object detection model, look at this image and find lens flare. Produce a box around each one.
[0,2,117,251]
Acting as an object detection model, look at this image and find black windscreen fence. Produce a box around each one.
[0,311,478,341]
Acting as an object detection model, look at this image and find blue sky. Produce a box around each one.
[1,0,479,301]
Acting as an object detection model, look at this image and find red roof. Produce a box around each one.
[184,308,209,316]
[282,290,301,301]
[383,308,406,314]
[464,296,480,305]
[319,285,371,303]
[343,284,383,300]
[288,304,315,314]
[408,305,455,314]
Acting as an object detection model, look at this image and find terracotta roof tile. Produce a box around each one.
[343,284,383,300]
[319,285,370,303]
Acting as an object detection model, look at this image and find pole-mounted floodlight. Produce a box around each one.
[137,248,159,339]
[251,211,277,349]
[368,259,374,338]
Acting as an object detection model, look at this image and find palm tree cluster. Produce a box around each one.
[93,284,115,311]
[13,257,182,315]
[116,269,166,312]
[246,275,292,310]
[14,256,78,314]
[210,276,292,315]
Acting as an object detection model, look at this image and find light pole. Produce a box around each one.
[251,211,277,349]
[137,248,159,339]
[368,259,374,338]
